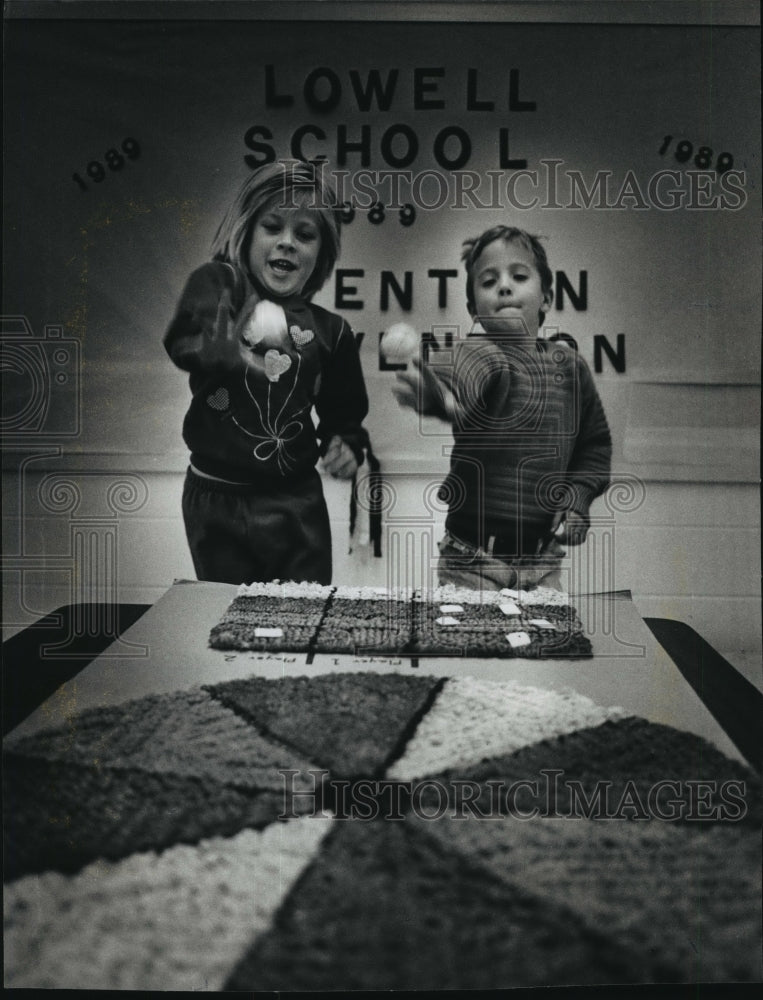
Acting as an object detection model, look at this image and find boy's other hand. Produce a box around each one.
[552,510,589,546]
[323,435,359,479]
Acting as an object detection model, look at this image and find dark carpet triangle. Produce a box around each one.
[204,672,442,779]
[224,816,648,990]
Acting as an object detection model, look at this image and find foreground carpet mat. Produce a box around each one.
[4,671,762,988]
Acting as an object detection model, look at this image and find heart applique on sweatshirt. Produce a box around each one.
[206,387,230,411]
[290,325,314,348]
[264,350,292,382]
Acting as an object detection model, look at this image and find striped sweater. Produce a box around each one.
[433,334,612,556]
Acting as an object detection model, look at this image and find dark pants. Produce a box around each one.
[182,467,332,585]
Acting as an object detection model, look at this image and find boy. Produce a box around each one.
[392,225,611,591]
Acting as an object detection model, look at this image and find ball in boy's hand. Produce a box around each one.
[381,322,419,364]
[242,299,289,351]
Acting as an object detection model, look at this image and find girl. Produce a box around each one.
[164,160,369,585]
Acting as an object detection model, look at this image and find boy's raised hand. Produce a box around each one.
[552,510,589,546]
[322,435,359,480]
[390,368,420,410]
[391,357,457,421]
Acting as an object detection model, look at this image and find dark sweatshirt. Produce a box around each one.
[164,261,369,484]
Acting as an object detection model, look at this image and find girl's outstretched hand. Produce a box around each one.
[200,289,254,373]
[322,435,359,479]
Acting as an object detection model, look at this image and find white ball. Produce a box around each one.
[381,322,419,364]
[242,299,288,350]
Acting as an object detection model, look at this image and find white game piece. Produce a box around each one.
[506,631,531,648]
[499,601,521,616]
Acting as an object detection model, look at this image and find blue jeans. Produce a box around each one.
[437,530,565,592]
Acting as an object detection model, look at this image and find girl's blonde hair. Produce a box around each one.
[211,160,342,297]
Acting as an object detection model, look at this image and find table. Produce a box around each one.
[3,583,762,990]
[4,584,759,769]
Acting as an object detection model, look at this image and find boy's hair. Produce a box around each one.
[211,160,342,297]
[462,225,553,324]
